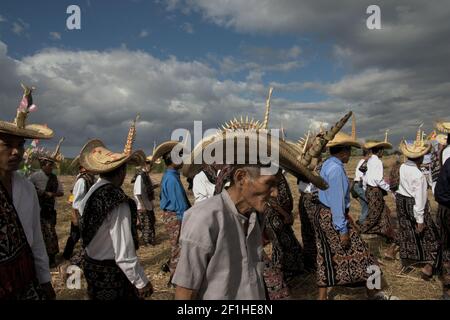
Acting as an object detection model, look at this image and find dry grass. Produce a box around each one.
[52,155,443,300]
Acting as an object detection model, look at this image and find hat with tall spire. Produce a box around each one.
[399,125,431,159]
[79,114,145,173]
[0,83,53,139]
[364,129,393,150]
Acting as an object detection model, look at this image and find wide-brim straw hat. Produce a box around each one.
[326,132,361,148]
[436,121,450,134]
[182,131,328,190]
[436,134,448,146]
[79,139,145,174]
[363,141,393,150]
[399,140,431,159]
[151,140,183,163]
[0,121,53,140]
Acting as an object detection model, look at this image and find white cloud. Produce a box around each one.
[12,22,24,35]
[182,22,194,34]
[49,32,62,41]
[139,29,149,38]
[0,15,6,23]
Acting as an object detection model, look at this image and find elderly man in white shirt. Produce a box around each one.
[396,136,441,280]
[360,140,397,259]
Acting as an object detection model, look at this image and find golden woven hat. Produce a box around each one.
[0,83,53,139]
[151,140,183,163]
[79,140,145,174]
[326,132,361,148]
[79,115,145,173]
[399,127,431,159]
[364,129,393,150]
[436,121,450,134]
[182,130,328,190]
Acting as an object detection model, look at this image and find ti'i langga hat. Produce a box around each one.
[0,83,53,139]
[399,125,431,159]
[79,114,145,174]
[363,129,393,150]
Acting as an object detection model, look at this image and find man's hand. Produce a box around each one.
[45,191,54,198]
[137,281,154,299]
[175,285,197,300]
[340,233,350,250]
[40,282,56,300]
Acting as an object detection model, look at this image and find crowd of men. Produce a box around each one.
[1,84,449,300]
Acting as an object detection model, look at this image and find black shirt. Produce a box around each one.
[435,157,450,208]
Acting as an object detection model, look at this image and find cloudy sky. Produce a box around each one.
[1,0,449,156]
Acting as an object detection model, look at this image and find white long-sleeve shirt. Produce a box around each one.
[72,177,87,210]
[364,154,390,192]
[133,174,154,211]
[79,178,149,289]
[192,171,216,203]
[12,172,51,284]
[397,160,428,224]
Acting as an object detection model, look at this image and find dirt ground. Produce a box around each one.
[51,155,444,300]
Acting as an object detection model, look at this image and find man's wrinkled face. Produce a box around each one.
[0,133,25,173]
[240,168,279,214]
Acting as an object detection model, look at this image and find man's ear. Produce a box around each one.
[233,168,248,186]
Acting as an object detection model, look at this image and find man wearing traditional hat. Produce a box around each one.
[315,129,392,300]
[396,129,441,280]
[61,156,96,262]
[172,127,328,300]
[152,140,191,284]
[0,83,55,299]
[132,156,159,246]
[360,132,397,256]
[78,116,153,300]
[29,137,65,268]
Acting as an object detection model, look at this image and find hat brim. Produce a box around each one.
[326,132,361,149]
[151,141,182,163]
[80,139,145,174]
[436,121,450,134]
[182,131,328,190]
[399,141,431,159]
[364,141,393,150]
[0,121,53,139]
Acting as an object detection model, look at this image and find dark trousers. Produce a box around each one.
[63,223,80,260]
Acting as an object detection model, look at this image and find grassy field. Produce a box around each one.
[51,155,444,300]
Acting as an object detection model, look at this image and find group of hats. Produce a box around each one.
[398,121,450,159]
[4,83,449,188]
